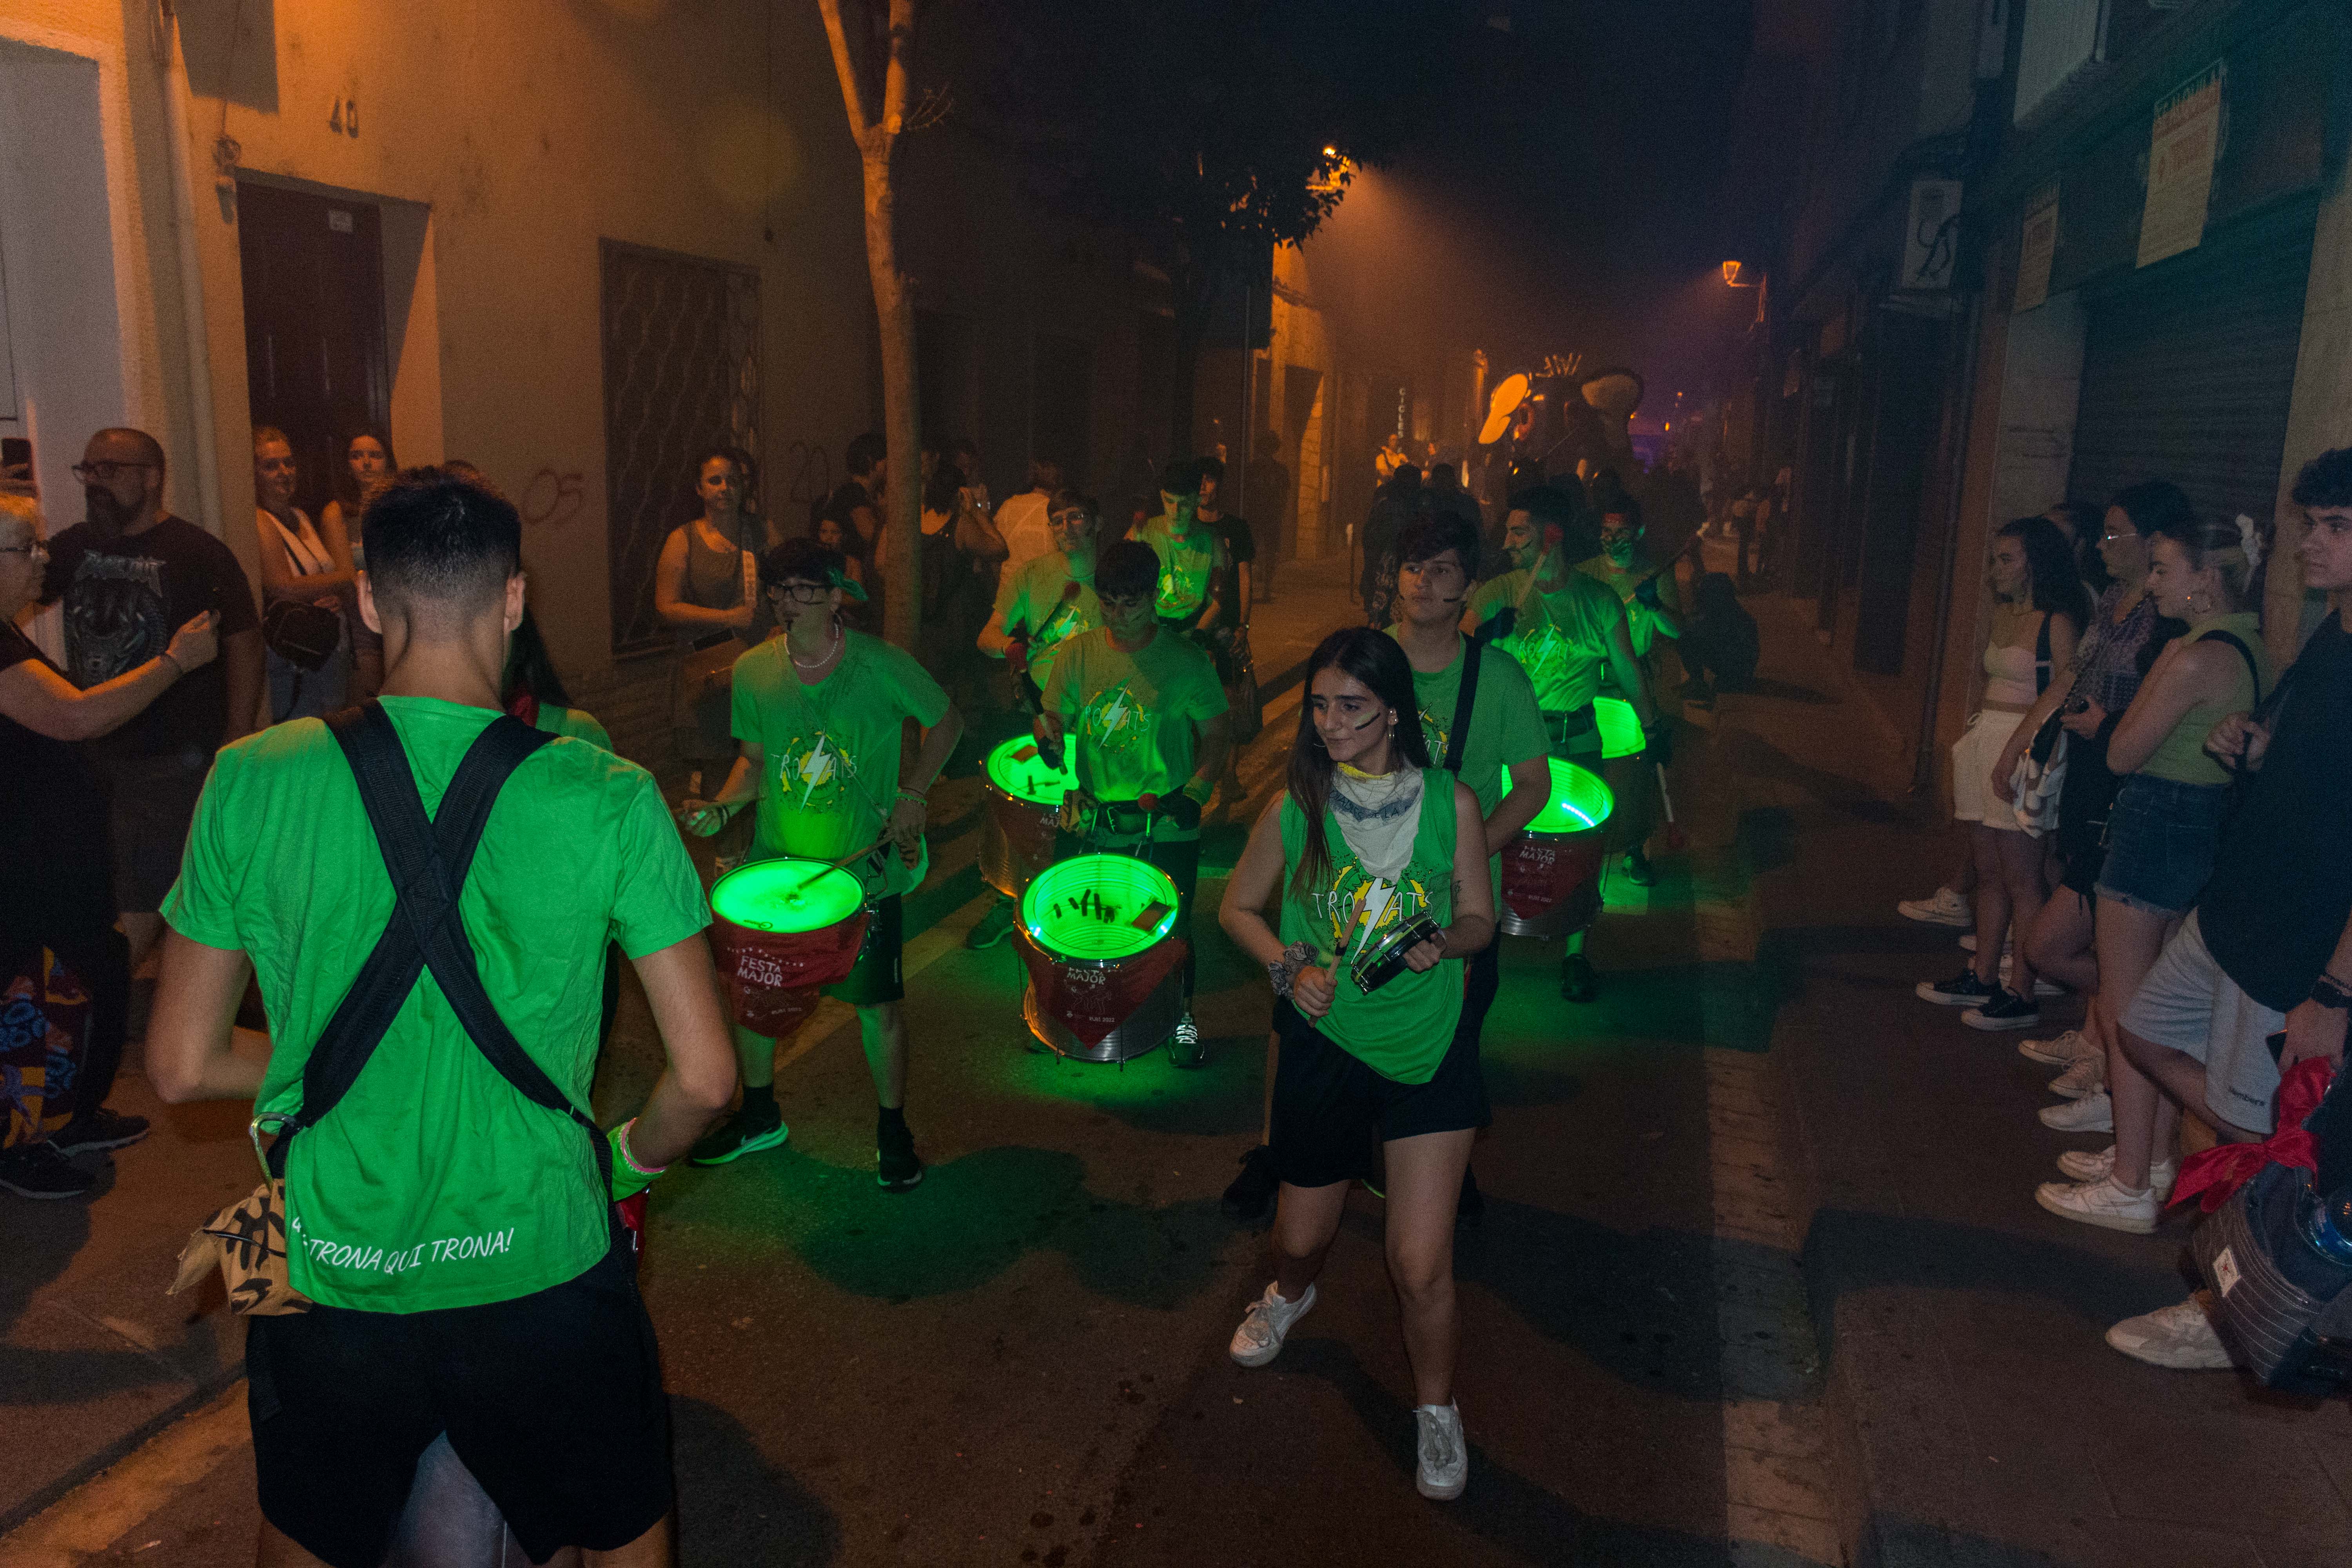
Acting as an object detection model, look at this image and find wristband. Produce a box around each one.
[160,650,185,676]
[608,1119,664,1201]
[897,787,929,804]
[2312,975,2352,1012]
[1266,941,1316,1000]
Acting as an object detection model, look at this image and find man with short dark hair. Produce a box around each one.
[1134,458,1230,635]
[1036,540,1230,1063]
[148,468,737,1568]
[821,432,888,565]
[39,426,263,1154]
[2102,448,2352,1373]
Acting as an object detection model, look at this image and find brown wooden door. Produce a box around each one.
[237,182,390,519]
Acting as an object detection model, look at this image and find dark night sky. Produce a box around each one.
[1299,0,1763,412]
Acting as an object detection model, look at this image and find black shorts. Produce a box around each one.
[100,748,209,914]
[1269,1001,1491,1189]
[821,892,905,1007]
[246,1245,671,1568]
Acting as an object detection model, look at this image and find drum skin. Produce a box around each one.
[1014,853,1186,1063]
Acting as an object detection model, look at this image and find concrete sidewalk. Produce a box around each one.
[1726,581,2352,1567]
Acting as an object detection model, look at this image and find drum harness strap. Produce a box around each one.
[260,702,617,1222]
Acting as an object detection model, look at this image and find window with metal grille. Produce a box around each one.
[600,241,761,657]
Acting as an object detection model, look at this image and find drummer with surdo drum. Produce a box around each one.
[1033,539,1230,1065]
[679,539,964,1190]
[1217,626,1496,1503]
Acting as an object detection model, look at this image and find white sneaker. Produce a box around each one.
[2019,1029,2096,1068]
[2049,1053,2105,1099]
[2107,1294,2233,1370]
[2058,1146,2178,1194]
[1414,1403,1468,1500]
[1229,1282,1316,1368]
[1898,887,1972,927]
[2035,1173,2159,1234]
[2038,1091,2113,1132]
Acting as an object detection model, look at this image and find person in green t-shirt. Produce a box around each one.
[1577,492,1682,887]
[1216,626,1494,1504]
[147,469,737,1568]
[1134,457,1231,633]
[680,539,964,1190]
[1464,486,1659,1002]
[1035,540,1230,1063]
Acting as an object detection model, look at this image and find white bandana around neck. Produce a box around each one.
[1330,762,1423,882]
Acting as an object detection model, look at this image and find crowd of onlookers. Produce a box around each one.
[1896,454,2352,1374]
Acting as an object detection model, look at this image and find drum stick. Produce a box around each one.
[1657,763,1687,852]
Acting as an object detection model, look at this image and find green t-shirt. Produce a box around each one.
[1042,626,1227,844]
[989,552,1102,690]
[1136,511,1227,621]
[1388,632,1550,818]
[162,698,709,1313]
[731,631,950,897]
[1466,566,1626,717]
[535,704,613,752]
[1576,552,1682,661]
[1278,770,1462,1082]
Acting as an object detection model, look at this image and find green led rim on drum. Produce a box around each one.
[985,734,1081,807]
[1022,854,1182,960]
[1496,757,1613,835]
[1593,695,1647,760]
[711,858,866,934]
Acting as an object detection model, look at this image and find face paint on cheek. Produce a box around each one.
[1349,710,1383,733]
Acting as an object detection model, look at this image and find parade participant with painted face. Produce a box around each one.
[1465,486,1656,1000]
[1034,540,1230,1064]
[1218,627,1495,1503]
[679,539,964,1188]
[148,468,737,1568]
[1133,457,1230,635]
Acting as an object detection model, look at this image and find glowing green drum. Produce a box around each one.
[979,735,1080,898]
[1496,758,1613,939]
[1015,853,1187,1063]
[707,858,870,1036]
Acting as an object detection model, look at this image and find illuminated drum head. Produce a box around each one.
[1022,854,1182,960]
[1497,757,1613,834]
[985,735,1080,807]
[711,858,866,934]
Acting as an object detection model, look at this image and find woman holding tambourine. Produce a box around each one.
[1218,626,1495,1502]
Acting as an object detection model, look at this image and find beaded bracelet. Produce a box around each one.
[614,1118,668,1178]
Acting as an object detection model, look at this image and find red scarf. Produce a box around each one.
[2170,1056,2334,1213]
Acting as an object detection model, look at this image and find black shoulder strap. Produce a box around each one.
[2199,629,2264,711]
[269,702,565,1174]
[2034,613,2053,695]
[1444,636,1483,775]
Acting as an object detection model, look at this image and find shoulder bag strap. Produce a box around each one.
[2034,612,2053,696]
[2198,630,2264,711]
[1444,636,1483,775]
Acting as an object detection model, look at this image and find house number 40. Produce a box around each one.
[328,98,359,138]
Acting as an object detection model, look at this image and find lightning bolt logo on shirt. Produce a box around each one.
[775,728,853,815]
[1081,683,1152,769]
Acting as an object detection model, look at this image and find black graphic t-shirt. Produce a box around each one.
[42,515,260,762]
[0,622,113,937]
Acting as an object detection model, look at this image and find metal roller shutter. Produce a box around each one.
[2068,195,2318,526]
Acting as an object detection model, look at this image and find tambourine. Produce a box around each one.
[1350,913,1444,995]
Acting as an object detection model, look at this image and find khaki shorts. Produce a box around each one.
[2117,910,2285,1135]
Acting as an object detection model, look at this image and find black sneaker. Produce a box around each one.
[1915,968,1999,1007]
[1221,1145,1279,1220]
[1962,989,2042,1032]
[1622,847,1655,887]
[1167,1015,1207,1069]
[0,1142,98,1200]
[877,1118,924,1192]
[51,1107,149,1154]
[963,900,1017,951]
[1561,952,1597,1004]
[687,1109,789,1166]
[1457,1165,1485,1225]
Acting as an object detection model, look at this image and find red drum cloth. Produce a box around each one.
[1500,832,1606,926]
[707,910,870,1038]
[1013,930,1190,1048]
[2172,1058,2332,1214]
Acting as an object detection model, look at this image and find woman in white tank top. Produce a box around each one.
[253,427,355,723]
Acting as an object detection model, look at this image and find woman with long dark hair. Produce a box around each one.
[1917,517,2084,1030]
[655,447,761,788]
[1217,627,1495,1501]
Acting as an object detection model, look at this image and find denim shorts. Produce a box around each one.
[2094,773,2230,917]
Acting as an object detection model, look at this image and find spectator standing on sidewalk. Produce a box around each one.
[2100,450,2352,1370]
[43,427,262,996]
[2036,506,2273,1233]
[655,450,761,812]
[0,494,218,1198]
[1915,518,2083,1031]
[252,427,357,723]
[320,429,393,699]
[147,468,737,1565]
[820,432,888,611]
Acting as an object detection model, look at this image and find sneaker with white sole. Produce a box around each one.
[1898,887,1973,927]
[1229,1282,1316,1367]
[1962,989,2041,1031]
[1414,1402,1468,1500]
[1993,956,2065,998]
[2055,1146,2177,1194]
[2038,1091,2113,1132]
[2049,1053,2106,1099]
[1917,969,2000,1006]
[2020,1029,2096,1068]
[2107,1294,2233,1370]
[2035,1173,2160,1234]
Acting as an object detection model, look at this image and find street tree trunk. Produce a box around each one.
[819,0,922,651]
[1166,256,1210,459]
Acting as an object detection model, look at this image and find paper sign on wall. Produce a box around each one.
[2138,62,2223,269]
[2014,183,2059,313]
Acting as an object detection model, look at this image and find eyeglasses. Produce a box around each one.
[0,542,48,563]
[70,460,158,483]
[773,582,831,604]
